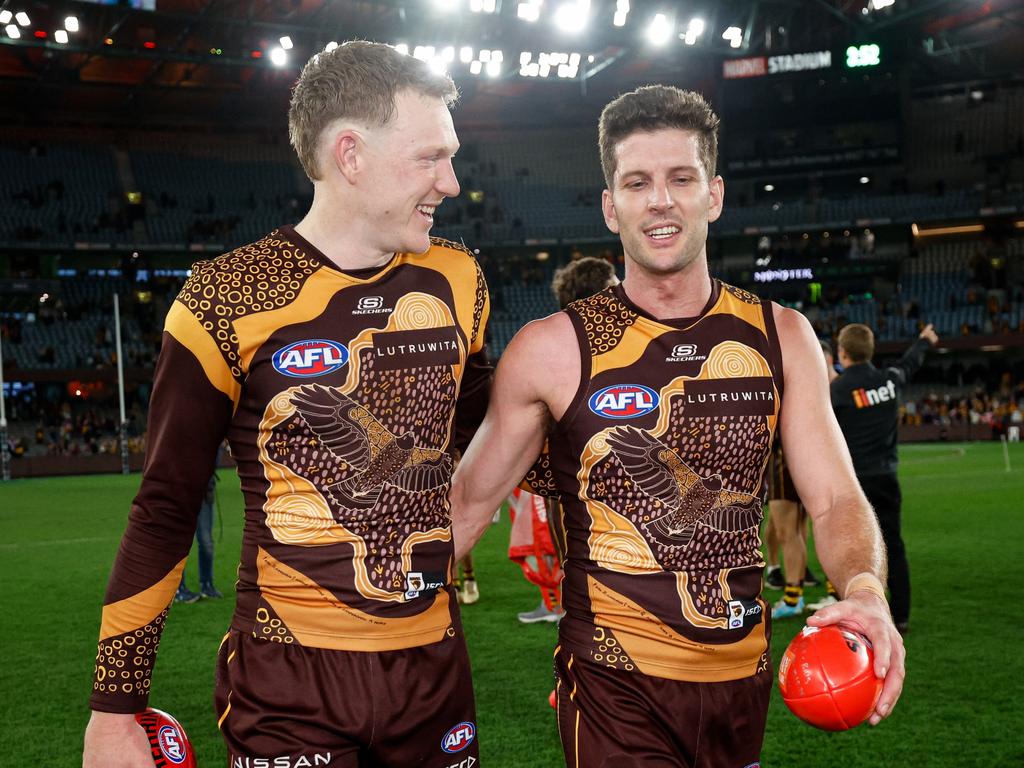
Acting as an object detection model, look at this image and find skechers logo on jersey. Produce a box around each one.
[272,340,349,378]
[231,755,332,767]
[666,343,706,363]
[441,721,476,753]
[589,385,659,419]
[352,295,392,316]
[157,725,186,764]
[852,380,896,408]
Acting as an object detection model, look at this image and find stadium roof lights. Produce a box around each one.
[469,0,498,12]
[64,16,79,33]
[54,29,69,45]
[279,36,293,50]
[554,0,590,34]
[5,24,20,40]
[517,1,541,22]
[269,47,287,67]
[15,12,30,27]
[722,26,742,48]
[0,11,10,25]
[613,0,629,27]
[682,17,705,45]
[646,13,672,46]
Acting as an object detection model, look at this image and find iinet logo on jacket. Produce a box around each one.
[851,380,896,408]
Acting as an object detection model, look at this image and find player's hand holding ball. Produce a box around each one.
[778,625,882,730]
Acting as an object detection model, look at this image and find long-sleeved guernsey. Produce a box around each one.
[91,226,491,714]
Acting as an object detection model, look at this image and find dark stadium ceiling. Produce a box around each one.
[0,0,1022,129]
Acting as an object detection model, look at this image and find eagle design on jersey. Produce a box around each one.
[605,426,761,548]
[290,384,452,514]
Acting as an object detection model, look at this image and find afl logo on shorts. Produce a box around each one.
[157,725,187,764]
[588,384,659,419]
[272,339,349,378]
[441,721,476,753]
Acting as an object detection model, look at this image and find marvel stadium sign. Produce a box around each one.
[723,50,832,79]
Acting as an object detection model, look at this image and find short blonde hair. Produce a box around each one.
[838,324,875,363]
[288,40,458,180]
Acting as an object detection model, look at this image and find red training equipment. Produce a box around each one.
[135,707,198,767]
[778,625,883,731]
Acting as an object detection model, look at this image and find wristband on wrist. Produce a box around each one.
[843,572,887,602]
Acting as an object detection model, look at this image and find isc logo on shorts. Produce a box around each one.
[272,340,349,378]
[588,384,659,419]
[157,725,187,764]
[441,721,476,753]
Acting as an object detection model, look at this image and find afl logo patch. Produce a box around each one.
[441,721,476,753]
[157,725,187,764]
[588,384,659,419]
[272,339,349,378]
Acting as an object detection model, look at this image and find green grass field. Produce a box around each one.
[1,442,1022,767]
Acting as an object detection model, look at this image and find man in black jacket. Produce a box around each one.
[832,322,938,634]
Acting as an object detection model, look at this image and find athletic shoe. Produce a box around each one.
[174,586,201,604]
[772,596,804,619]
[517,602,563,624]
[807,595,839,611]
[764,566,784,590]
[200,583,223,599]
[802,568,822,587]
[460,578,480,605]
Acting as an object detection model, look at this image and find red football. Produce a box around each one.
[135,707,198,767]
[778,625,883,731]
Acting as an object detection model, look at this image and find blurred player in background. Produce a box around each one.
[832,322,938,634]
[84,41,491,768]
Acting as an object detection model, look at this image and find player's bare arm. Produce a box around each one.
[451,312,578,560]
[773,304,905,726]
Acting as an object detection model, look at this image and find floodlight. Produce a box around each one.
[613,0,629,26]
[6,24,21,38]
[486,59,501,77]
[859,176,870,184]
[55,29,69,44]
[517,2,541,22]
[442,46,455,62]
[270,47,287,66]
[554,1,590,34]
[395,43,410,55]
[279,36,293,50]
[723,26,742,48]
[646,13,672,46]
[460,46,474,63]
[16,11,30,27]
[470,60,482,74]
[520,51,532,65]
[764,184,774,192]
[65,16,79,33]
[0,11,10,25]
[569,52,580,66]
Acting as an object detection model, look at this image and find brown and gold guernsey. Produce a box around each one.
[90,225,490,714]
[540,279,783,683]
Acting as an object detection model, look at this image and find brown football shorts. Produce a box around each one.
[214,626,479,768]
[767,443,799,505]
[554,647,771,768]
